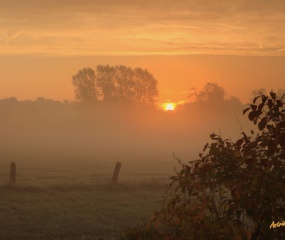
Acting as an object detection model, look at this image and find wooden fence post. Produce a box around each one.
[10,162,16,185]
[111,162,121,184]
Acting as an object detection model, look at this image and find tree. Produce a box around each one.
[72,65,158,107]
[122,90,285,240]
[72,68,97,103]
[190,83,225,103]
[95,65,117,101]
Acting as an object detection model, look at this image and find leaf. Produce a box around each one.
[248,111,256,121]
[268,99,273,109]
[258,117,268,131]
[242,132,247,139]
[210,133,220,140]
[236,139,243,149]
[243,107,251,115]
[262,95,268,103]
[226,142,231,148]
[253,96,260,104]
[210,133,216,140]
[203,143,209,152]
[270,91,276,99]
[258,102,265,112]
[185,165,191,172]
[276,99,283,107]
[254,118,258,125]
[209,143,217,154]
[203,164,210,173]
[218,137,224,145]
[245,231,252,240]
[250,104,257,111]
[194,162,200,171]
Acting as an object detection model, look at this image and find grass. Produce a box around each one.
[0,156,177,239]
[0,183,167,240]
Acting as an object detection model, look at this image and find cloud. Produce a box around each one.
[275,48,285,52]
[259,40,263,49]
[1,0,285,56]
[5,29,23,44]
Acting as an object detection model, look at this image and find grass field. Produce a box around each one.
[0,155,178,240]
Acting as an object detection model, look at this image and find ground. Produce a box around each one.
[0,155,176,239]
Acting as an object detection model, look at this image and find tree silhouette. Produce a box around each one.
[72,68,97,103]
[193,82,225,103]
[72,65,158,107]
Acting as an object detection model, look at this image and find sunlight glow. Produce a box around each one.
[164,103,176,111]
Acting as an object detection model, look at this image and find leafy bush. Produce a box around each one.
[121,91,285,240]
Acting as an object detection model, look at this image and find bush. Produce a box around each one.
[121,91,285,240]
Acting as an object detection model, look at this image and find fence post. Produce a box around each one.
[10,162,16,185]
[111,162,121,184]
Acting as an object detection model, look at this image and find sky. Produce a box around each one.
[0,0,285,103]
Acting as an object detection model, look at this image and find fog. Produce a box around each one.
[0,85,253,170]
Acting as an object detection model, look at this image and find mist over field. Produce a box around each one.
[0,87,251,170]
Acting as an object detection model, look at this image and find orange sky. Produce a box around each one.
[1,1,285,104]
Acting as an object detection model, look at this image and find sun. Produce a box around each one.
[164,103,176,111]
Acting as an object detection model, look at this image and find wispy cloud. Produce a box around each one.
[1,0,285,56]
[259,40,263,49]
[275,48,285,52]
[5,29,23,44]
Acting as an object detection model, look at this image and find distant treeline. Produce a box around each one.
[0,82,247,135]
